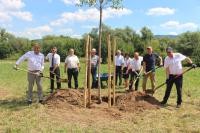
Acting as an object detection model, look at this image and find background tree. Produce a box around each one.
[140,26,154,51]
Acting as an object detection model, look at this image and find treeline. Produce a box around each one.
[0,26,200,66]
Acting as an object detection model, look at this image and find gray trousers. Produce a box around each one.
[27,72,43,101]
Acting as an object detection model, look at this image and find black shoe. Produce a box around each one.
[27,100,32,105]
[176,104,181,108]
[39,100,43,104]
[160,101,166,105]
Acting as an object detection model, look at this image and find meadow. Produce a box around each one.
[0,59,200,133]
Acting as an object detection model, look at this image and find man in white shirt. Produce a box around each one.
[14,44,44,104]
[115,50,124,86]
[91,48,99,88]
[160,47,195,108]
[46,47,61,93]
[128,52,143,91]
[64,49,80,89]
[123,53,131,89]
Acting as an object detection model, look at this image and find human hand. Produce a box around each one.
[191,63,197,68]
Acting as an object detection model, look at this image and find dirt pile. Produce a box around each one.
[43,89,84,108]
[44,89,160,112]
[115,91,160,112]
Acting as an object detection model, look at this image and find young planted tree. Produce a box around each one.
[78,0,123,103]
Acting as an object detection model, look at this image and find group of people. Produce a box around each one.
[14,43,196,108]
[14,44,81,104]
[115,46,195,108]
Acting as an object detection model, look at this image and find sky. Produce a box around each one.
[0,0,200,39]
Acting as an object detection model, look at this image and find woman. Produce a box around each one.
[123,53,131,89]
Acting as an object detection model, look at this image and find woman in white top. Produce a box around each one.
[64,49,80,89]
[123,53,131,89]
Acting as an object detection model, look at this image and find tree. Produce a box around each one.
[78,0,124,103]
[140,26,153,50]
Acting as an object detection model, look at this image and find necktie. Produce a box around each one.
[51,54,54,67]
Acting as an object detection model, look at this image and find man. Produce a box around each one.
[64,49,80,89]
[128,52,143,91]
[160,47,195,108]
[123,53,131,89]
[91,48,99,88]
[14,44,44,104]
[46,47,61,93]
[142,46,163,92]
[115,50,124,86]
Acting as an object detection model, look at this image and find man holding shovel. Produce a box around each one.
[142,46,163,92]
[14,44,44,104]
[128,52,143,91]
[160,47,196,108]
[46,47,61,93]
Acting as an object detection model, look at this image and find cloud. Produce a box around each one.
[146,7,175,16]
[161,21,198,30]
[50,7,132,26]
[62,0,80,5]
[81,25,97,29]
[10,25,53,39]
[169,32,178,35]
[0,12,11,22]
[0,0,32,22]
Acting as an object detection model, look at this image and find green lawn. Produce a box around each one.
[0,60,200,133]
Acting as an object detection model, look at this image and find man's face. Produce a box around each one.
[33,45,40,54]
[167,51,173,57]
[134,53,139,59]
[51,47,57,54]
[147,48,152,54]
[69,49,74,55]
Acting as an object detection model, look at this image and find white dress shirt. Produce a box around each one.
[65,55,80,68]
[115,55,124,66]
[129,56,143,71]
[46,53,60,67]
[124,57,131,67]
[164,53,186,75]
[16,51,44,71]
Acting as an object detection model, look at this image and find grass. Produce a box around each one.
[0,59,200,133]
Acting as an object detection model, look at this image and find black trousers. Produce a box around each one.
[50,67,61,90]
[67,68,79,89]
[91,67,97,88]
[115,66,122,85]
[129,70,140,90]
[162,75,183,105]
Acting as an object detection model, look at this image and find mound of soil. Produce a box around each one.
[115,91,160,112]
[43,89,84,108]
[44,89,160,112]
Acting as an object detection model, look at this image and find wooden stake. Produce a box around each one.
[107,34,112,107]
[88,37,92,106]
[84,35,89,108]
[112,38,116,105]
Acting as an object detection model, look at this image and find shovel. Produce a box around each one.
[14,67,68,83]
[146,66,195,95]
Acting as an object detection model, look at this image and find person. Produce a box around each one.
[160,47,196,108]
[46,47,61,93]
[115,50,124,86]
[91,48,99,88]
[128,52,143,91]
[64,49,80,89]
[142,46,163,92]
[123,53,131,89]
[14,44,44,104]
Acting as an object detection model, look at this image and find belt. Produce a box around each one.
[29,70,40,73]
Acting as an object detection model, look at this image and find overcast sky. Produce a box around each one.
[0,0,200,39]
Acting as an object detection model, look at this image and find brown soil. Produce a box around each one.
[44,89,160,113]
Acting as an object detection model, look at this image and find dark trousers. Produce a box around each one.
[129,70,140,90]
[91,67,97,88]
[162,75,183,105]
[67,68,79,89]
[50,67,61,90]
[115,66,122,85]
